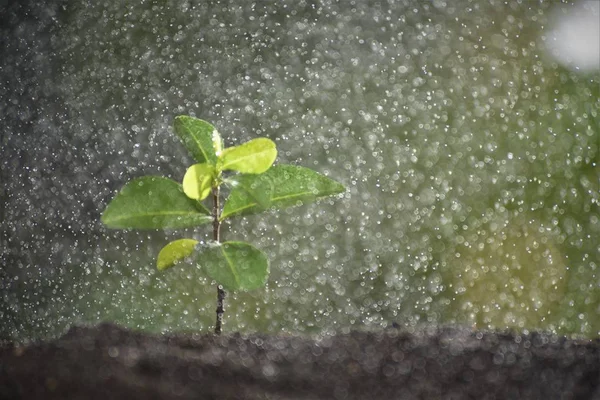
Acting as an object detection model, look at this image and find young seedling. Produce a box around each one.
[101,116,345,334]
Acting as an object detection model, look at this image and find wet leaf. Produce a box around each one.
[212,128,224,155]
[174,116,218,165]
[224,174,272,210]
[182,163,215,201]
[157,239,199,271]
[221,165,345,219]
[199,241,269,291]
[219,138,277,174]
[102,176,211,229]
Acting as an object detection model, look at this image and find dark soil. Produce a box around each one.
[0,323,599,399]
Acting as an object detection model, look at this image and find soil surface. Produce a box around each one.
[0,323,599,399]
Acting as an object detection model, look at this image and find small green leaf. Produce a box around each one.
[225,174,272,210]
[157,239,199,271]
[102,176,212,229]
[219,138,277,174]
[174,116,218,164]
[198,241,269,291]
[212,128,224,155]
[183,163,215,201]
[221,165,345,219]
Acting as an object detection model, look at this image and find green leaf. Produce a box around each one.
[174,116,218,165]
[183,163,215,201]
[198,241,269,291]
[221,165,345,219]
[219,138,277,174]
[101,176,212,229]
[157,239,199,271]
[224,174,272,210]
[212,127,224,155]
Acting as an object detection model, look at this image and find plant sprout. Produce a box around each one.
[101,116,345,334]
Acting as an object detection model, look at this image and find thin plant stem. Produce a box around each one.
[212,184,225,335]
[215,285,225,334]
[212,184,221,242]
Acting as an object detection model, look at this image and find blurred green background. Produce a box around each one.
[1,0,598,341]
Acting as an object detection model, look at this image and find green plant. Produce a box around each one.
[101,116,345,333]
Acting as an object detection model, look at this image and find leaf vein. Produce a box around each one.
[221,149,272,169]
[220,190,317,220]
[184,119,210,162]
[221,246,241,287]
[105,211,210,223]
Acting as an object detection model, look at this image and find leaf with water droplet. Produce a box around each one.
[101,176,211,229]
[212,129,224,155]
[174,116,218,165]
[198,241,269,291]
[224,174,272,210]
[219,138,277,174]
[157,239,199,271]
[221,165,345,219]
[183,163,215,201]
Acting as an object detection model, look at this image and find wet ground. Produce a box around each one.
[1,323,598,399]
